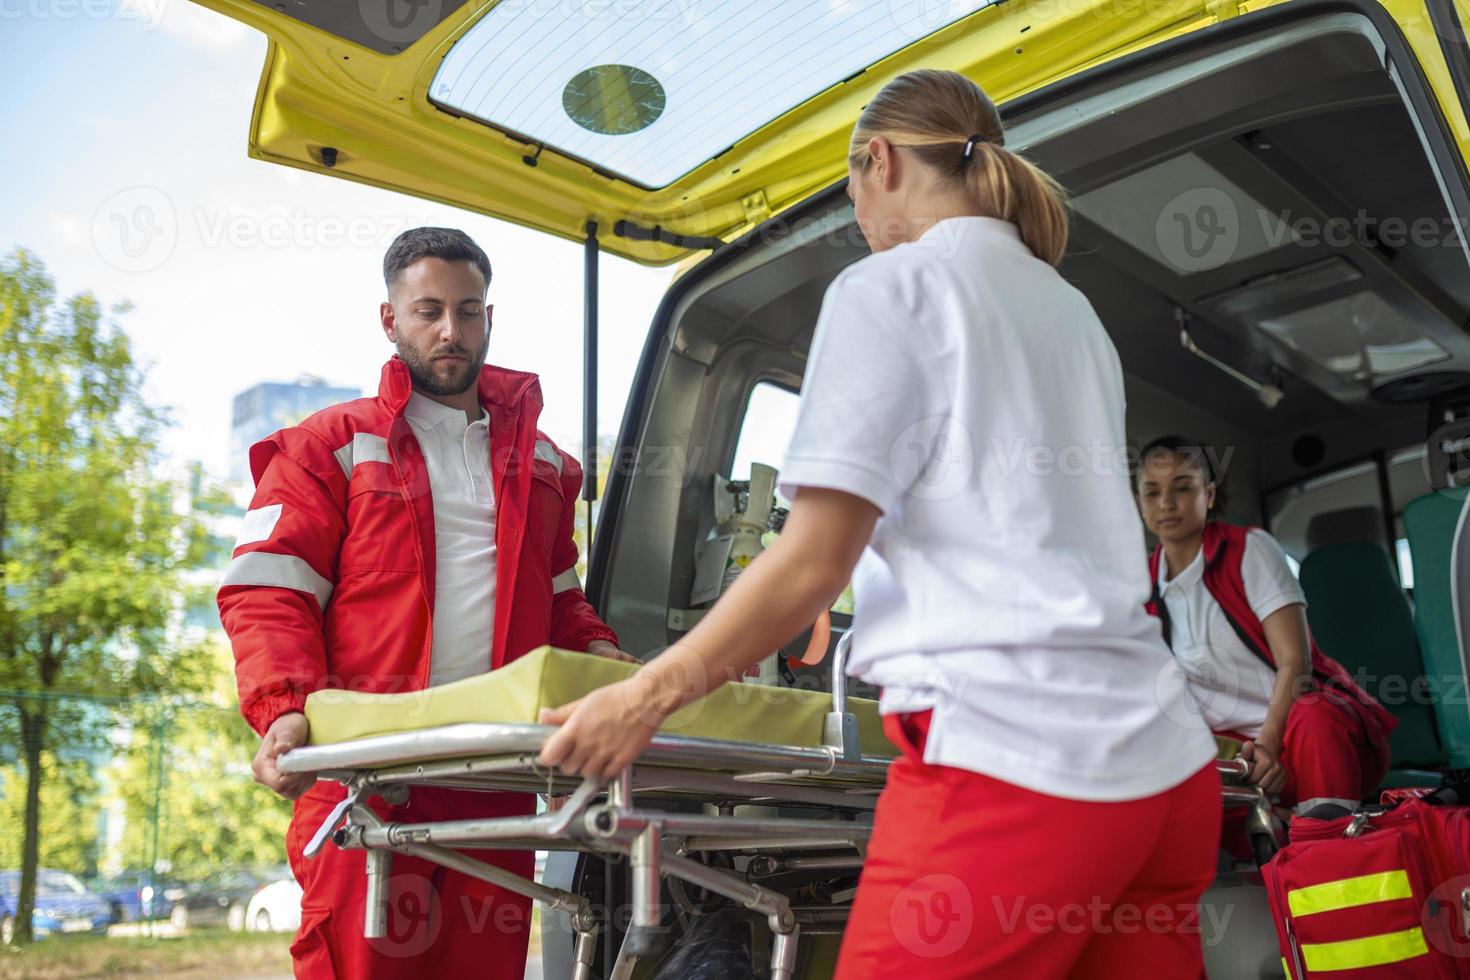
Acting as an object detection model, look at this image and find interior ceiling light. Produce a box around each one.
[1256,291,1450,381]
[1200,257,1363,317]
[1072,153,1298,273]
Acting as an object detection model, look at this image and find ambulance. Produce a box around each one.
[191,0,1470,974]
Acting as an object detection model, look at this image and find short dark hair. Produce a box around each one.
[1136,434,1229,514]
[383,227,492,292]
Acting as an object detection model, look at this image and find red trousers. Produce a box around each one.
[285,783,536,979]
[1237,691,1390,811]
[834,711,1221,979]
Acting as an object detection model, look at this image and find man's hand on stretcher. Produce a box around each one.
[1238,737,1287,797]
[537,488,879,781]
[585,639,640,664]
[247,645,634,800]
[253,711,317,801]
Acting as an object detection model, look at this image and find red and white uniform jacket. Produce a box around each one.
[219,355,618,736]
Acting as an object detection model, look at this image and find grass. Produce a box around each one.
[0,929,291,979]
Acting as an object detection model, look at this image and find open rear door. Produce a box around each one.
[1392,0,1470,180]
[187,0,1309,265]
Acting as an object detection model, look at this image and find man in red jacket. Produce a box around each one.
[218,227,630,978]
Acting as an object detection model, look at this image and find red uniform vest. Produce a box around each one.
[1145,521,1396,745]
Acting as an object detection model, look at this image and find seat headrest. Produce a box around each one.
[1305,506,1387,553]
[1427,418,1470,491]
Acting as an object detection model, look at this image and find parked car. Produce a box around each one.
[245,872,302,934]
[169,866,290,932]
[0,870,112,942]
[92,869,186,923]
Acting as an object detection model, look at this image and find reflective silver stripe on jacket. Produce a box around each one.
[234,504,282,548]
[221,551,334,609]
[333,432,391,481]
[552,567,582,594]
[534,439,563,475]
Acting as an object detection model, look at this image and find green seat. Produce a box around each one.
[1403,488,1470,769]
[1378,768,1448,790]
[1300,541,1443,769]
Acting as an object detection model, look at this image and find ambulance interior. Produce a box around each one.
[574,19,1467,970]
[535,12,1470,978]
[590,10,1470,793]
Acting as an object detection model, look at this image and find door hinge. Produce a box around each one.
[1206,0,1244,20]
[740,190,771,225]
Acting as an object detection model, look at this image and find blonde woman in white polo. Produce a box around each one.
[539,69,1219,978]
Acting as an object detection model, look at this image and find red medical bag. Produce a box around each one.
[1263,798,1470,977]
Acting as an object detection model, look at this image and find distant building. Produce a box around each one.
[180,461,245,634]
[229,376,360,484]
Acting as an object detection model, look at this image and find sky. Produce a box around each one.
[0,2,680,482]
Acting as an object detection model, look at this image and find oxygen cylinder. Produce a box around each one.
[719,464,776,592]
[690,463,784,684]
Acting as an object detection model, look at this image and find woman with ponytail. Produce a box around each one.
[538,70,1221,976]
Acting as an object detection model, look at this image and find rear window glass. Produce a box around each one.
[429,0,999,187]
[732,381,799,500]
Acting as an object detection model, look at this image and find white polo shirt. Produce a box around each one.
[1158,529,1306,738]
[780,216,1216,802]
[405,391,498,687]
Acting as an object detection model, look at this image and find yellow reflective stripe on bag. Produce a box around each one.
[1299,927,1429,972]
[1287,870,1414,917]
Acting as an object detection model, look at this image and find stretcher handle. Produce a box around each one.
[831,629,853,716]
[822,630,860,760]
[304,784,363,859]
[1216,757,1251,779]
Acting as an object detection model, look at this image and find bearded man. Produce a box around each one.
[219,227,630,978]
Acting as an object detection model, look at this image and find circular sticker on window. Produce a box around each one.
[563,65,666,136]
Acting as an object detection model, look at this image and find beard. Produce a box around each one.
[397,338,487,396]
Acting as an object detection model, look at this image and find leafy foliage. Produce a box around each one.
[0,755,102,875]
[0,248,213,942]
[110,645,292,882]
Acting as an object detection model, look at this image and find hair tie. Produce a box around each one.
[962,134,984,162]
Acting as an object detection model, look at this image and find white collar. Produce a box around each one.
[1158,544,1205,593]
[917,215,1025,246]
[405,390,486,431]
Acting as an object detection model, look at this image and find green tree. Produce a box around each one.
[0,248,212,944]
[112,644,292,883]
[0,754,102,875]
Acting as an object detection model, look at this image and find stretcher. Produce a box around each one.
[278,644,1278,979]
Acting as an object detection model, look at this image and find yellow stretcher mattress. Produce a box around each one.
[305,646,899,757]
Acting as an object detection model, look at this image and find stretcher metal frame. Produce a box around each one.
[282,736,1271,979]
[281,718,893,979]
[279,640,1279,978]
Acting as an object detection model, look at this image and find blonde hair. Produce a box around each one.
[849,69,1069,267]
